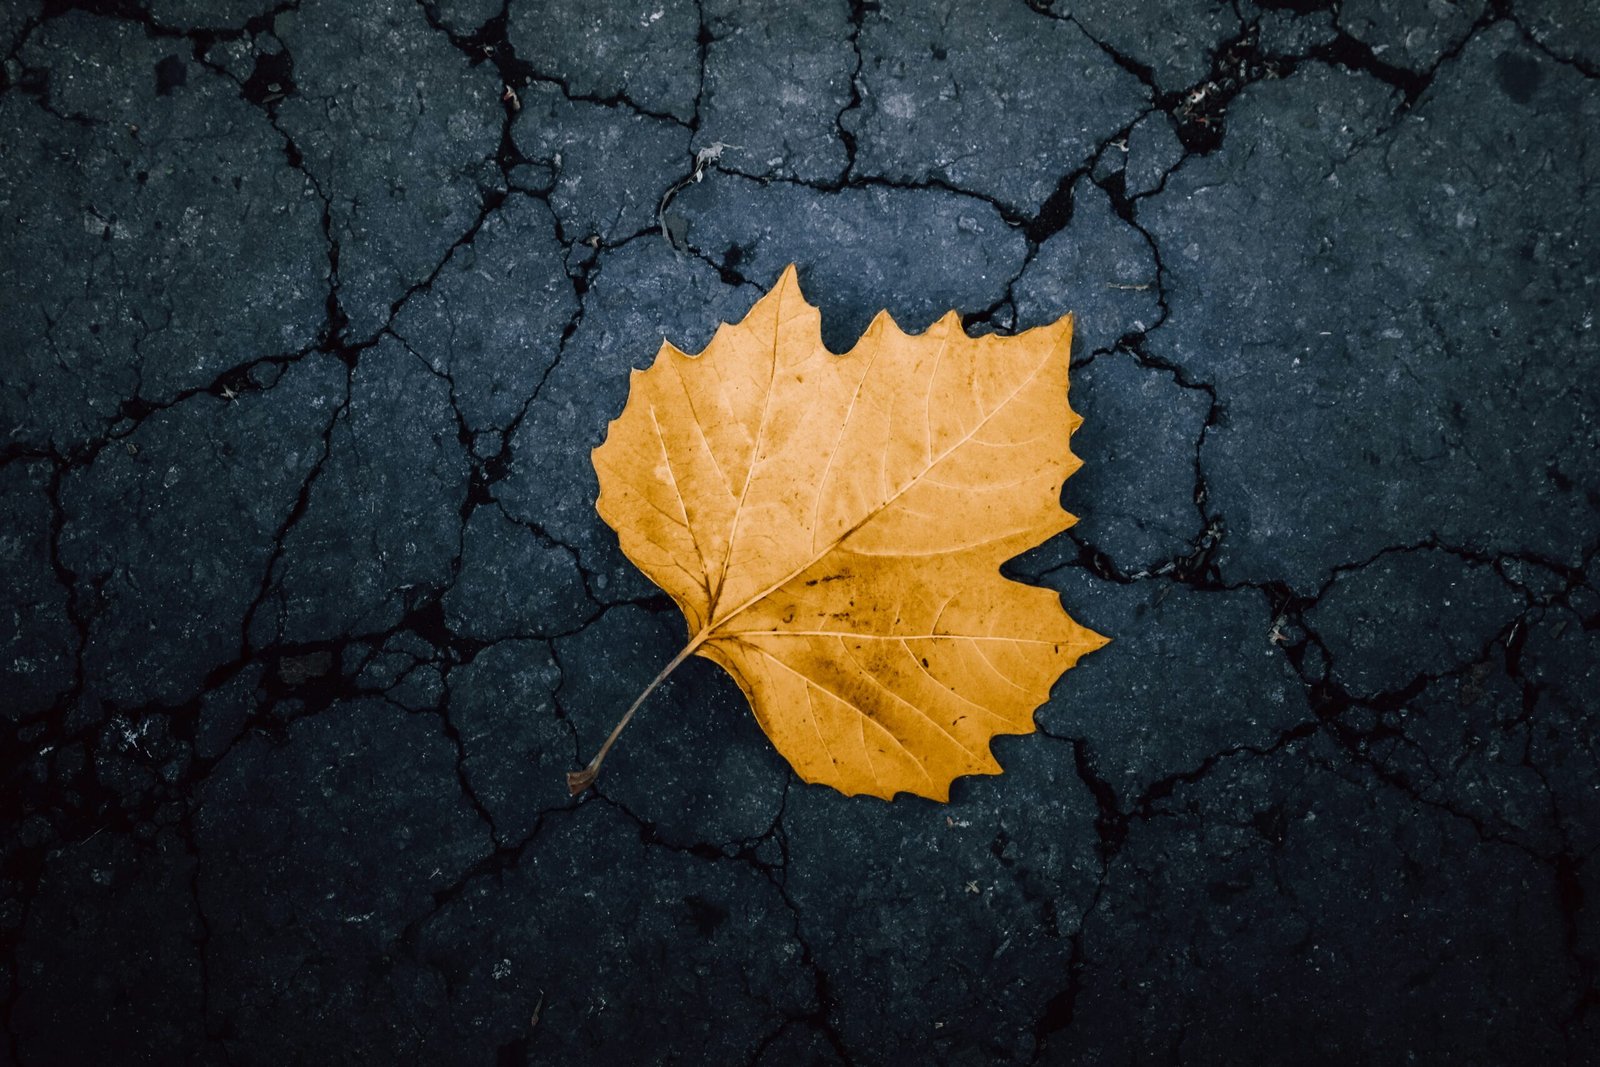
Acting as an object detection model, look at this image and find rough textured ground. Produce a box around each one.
[2,0,1597,1063]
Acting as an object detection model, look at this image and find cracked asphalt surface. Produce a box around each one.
[1,0,1597,1062]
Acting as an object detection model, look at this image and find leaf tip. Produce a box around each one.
[1049,310,1074,344]
[767,263,809,308]
[866,305,901,336]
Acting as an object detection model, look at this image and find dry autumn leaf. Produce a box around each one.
[571,265,1107,802]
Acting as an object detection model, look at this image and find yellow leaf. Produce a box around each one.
[576,264,1107,802]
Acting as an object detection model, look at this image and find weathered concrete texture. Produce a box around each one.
[442,503,593,640]
[1524,617,1600,856]
[413,802,813,1064]
[508,0,702,121]
[845,0,1150,214]
[1337,0,1488,72]
[61,356,345,708]
[1515,0,1600,69]
[1121,111,1185,197]
[1307,547,1524,697]
[674,173,1028,350]
[1,5,36,53]
[261,342,469,646]
[148,0,281,28]
[2,0,1596,1063]
[10,832,205,1063]
[272,0,502,338]
[0,463,74,719]
[1145,33,1600,589]
[697,0,855,182]
[511,83,689,242]
[194,699,493,1063]
[1252,2,1341,57]
[391,194,573,433]
[1014,178,1160,355]
[1066,0,1240,94]
[1049,352,1209,573]
[424,0,504,38]
[781,741,1102,1064]
[1038,570,1307,800]
[1059,741,1577,1063]
[445,639,572,841]
[0,13,326,453]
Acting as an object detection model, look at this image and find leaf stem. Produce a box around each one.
[567,635,705,795]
